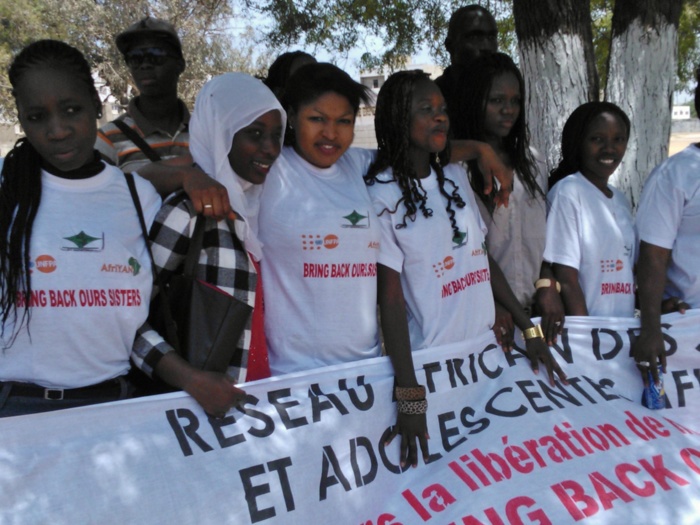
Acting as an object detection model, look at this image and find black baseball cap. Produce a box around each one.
[116,17,183,58]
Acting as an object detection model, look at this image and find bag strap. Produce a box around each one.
[183,216,206,278]
[125,172,179,348]
[113,119,162,162]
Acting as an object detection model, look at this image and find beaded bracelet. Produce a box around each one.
[395,385,426,401]
[397,399,428,415]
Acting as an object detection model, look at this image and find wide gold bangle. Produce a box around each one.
[535,278,561,293]
[523,324,544,341]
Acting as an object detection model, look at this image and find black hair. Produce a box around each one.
[455,52,543,214]
[1,39,99,346]
[282,62,371,146]
[264,51,316,99]
[365,70,465,241]
[549,101,631,188]
[446,5,495,44]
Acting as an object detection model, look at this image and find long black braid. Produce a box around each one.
[365,70,466,242]
[1,40,99,346]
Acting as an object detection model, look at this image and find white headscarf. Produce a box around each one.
[189,73,286,260]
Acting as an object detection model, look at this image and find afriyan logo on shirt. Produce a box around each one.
[61,231,104,252]
[101,257,142,276]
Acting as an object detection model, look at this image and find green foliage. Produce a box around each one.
[678,0,700,93]
[244,0,513,72]
[0,0,267,120]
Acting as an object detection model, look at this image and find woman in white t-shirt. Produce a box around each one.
[544,102,636,318]
[0,41,160,417]
[364,70,567,398]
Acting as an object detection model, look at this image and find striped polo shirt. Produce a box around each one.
[96,97,190,173]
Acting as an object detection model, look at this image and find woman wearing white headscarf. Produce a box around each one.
[132,73,285,417]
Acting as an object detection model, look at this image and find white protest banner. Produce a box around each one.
[1,312,699,524]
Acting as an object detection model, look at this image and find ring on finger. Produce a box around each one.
[636,361,650,367]
[499,326,507,335]
[554,321,562,327]
[204,204,213,209]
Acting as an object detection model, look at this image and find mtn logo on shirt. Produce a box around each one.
[341,210,370,229]
[600,259,624,273]
[61,231,104,252]
[433,256,455,278]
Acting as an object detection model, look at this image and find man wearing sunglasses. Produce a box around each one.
[97,18,230,217]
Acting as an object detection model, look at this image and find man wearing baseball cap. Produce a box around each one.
[97,17,229,215]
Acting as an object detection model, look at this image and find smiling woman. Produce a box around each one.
[134,73,286,417]
[258,64,434,467]
[544,102,636,318]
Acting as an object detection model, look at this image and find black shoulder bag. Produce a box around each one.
[126,173,253,373]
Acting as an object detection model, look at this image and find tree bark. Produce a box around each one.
[514,0,598,175]
[605,0,683,209]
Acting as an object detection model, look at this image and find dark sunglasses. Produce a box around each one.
[125,47,176,68]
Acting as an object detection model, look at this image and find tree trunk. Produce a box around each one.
[605,0,683,209]
[514,0,598,176]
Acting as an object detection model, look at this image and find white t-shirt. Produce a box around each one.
[474,151,547,309]
[0,163,161,388]
[543,172,635,317]
[368,163,494,350]
[259,147,381,374]
[636,144,700,307]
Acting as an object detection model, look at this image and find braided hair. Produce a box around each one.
[454,52,543,214]
[549,101,631,189]
[365,70,466,241]
[1,40,99,346]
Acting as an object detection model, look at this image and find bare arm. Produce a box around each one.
[137,155,234,220]
[552,263,588,316]
[631,241,672,384]
[377,264,429,467]
[535,263,566,345]
[154,352,246,418]
[489,256,567,385]
[450,140,513,207]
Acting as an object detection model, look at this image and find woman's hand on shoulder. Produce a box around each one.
[475,142,513,208]
[181,167,234,221]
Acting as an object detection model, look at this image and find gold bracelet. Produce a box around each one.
[523,324,544,341]
[535,278,561,293]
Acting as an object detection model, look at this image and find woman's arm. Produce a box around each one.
[137,155,233,220]
[489,256,568,386]
[631,241,672,385]
[535,263,566,345]
[552,263,588,316]
[450,140,513,207]
[154,352,246,418]
[377,264,429,468]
